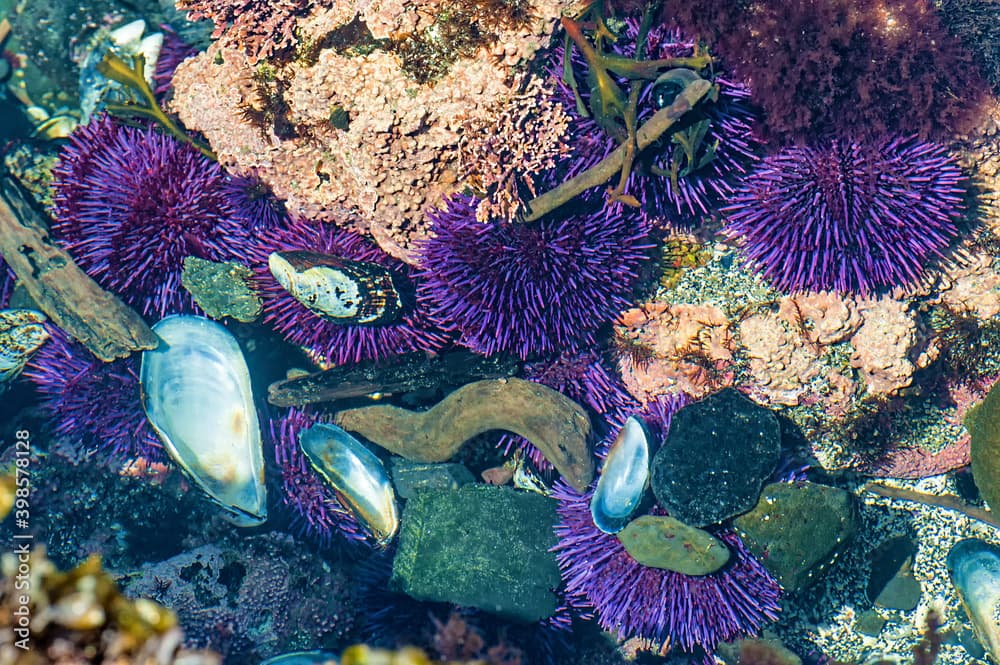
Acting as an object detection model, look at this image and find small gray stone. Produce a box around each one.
[855,610,887,637]
[390,458,475,500]
[868,536,921,611]
[392,484,561,622]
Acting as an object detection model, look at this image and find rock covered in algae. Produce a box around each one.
[335,378,593,491]
[617,514,730,574]
[966,380,1000,512]
[650,388,780,526]
[181,256,262,322]
[733,481,856,592]
[391,484,561,622]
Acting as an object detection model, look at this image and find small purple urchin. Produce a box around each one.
[552,394,781,660]
[50,114,254,317]
[221,168,289,235]
[552,19,761,226]
[499,352,638,470]
[153,24,199,97]
[23,327,164,463]
[418,194,653,360]
[270,408,368,547]
[249,217,448,366]
[723,136,965,294]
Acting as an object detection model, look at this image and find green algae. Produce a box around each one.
[966,381,1000,512]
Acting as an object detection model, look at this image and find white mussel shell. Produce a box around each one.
[299,422,398,545]
[948,538,1000,662]
[591,415,651,534]
[140,315,266,526]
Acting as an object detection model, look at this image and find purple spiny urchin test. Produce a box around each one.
[153,23,199,97]
[270,408,367,548]
[552,394,780,660]
[418,194,653,360]
[249,217,448,366]
[552,19,761,226]
[0,261,14,308]
[23,327,164,464]
[499,352,638,471]
[222,168,289,235]
[50,114,254,317]
[724,136,965,294]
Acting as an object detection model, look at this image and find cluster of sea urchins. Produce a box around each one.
[552,395,782,662]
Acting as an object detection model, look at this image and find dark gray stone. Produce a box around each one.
[650,388,781,526]
[734,481,856,591]
[390,458,476,500]
[868,536,921,611]
[391,484,561,622]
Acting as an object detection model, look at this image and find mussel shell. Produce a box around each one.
[140,315,266,526]
[259,651,338,665]
[590,415,652,534]
[948,538,1000,662]
[269,251,404,325]
[299,422,399,545]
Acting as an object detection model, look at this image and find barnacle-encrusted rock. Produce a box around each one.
[781,291,862,345]
[334,378,593,490]
[168,0,581,261]
[616,302,735,401]
[739,311,820,407]
[850,297,937,396]
[938,253,1000,319]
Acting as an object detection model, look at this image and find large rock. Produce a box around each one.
[734,481,856,592]
[650,388,781,526]
[391,484,561,622]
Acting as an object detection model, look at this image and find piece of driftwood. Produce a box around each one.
[335,378,594,491]
[268,349,521,407]
[865,482,1000,530]
[0,175,157,360]
[520,75,713,222]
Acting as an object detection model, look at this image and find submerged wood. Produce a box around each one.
[268,350,521,407]
[0,175,157,360]
[334,378,594,491]
[520,75,713,222]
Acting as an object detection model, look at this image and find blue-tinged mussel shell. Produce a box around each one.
[590,415,652,534]
[268,250,404,325]
[947,538,1000,662]
[299,422,399,545]
[259,651,338,665]
[140,315,266,526]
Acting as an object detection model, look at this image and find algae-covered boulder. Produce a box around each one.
[966,383,1000,512]
[391,484,561,622]
[733,481,856,592]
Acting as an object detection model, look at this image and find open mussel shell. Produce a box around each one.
[269,250,404,325]
[948,538,1000,662]
[591,415,652,534]
[140,315,266,526]
[299,422,399,545]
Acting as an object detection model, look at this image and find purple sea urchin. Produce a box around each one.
[270,408,367,548]
[724,136,965,294]
[50,115,253,317]
[417,194,653,360]
[250,216,448,366]
[23,327,164,463]
[153,24,199,97]
[552,394,780,660]
[222,169,288,235]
